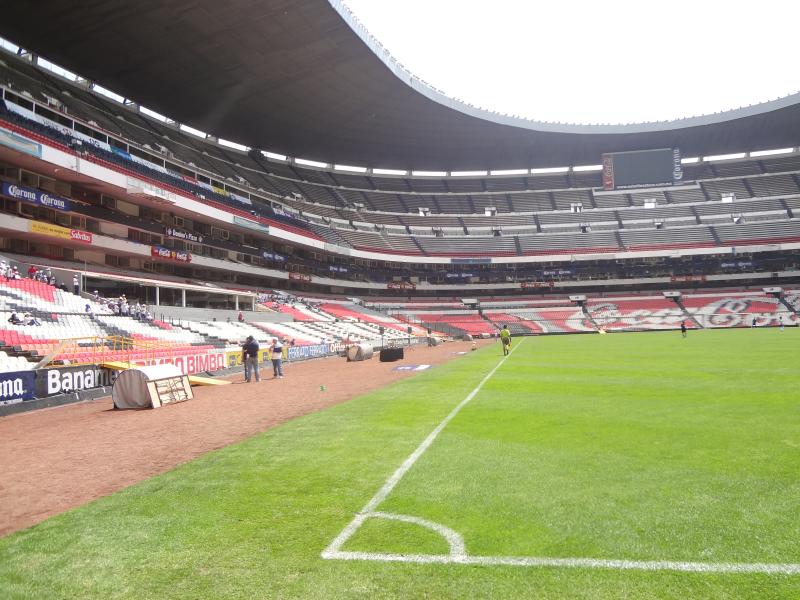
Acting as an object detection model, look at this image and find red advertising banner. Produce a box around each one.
[150,246,192,263]
[602,153,615,191]
[288,272,312,282]
[70,229,93,244]
[670,275,706,282]
[520,281,555,289]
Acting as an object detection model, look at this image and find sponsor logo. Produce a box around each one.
[44,367,117,396]
[0,371,35,404]
[165,227,203,244]
[70,229,93,243]
[288,272,312,282]
[132,352,227,374]
[6,184,37,202]
[670,275,706,282]
[2,182,71,211]
[287,344,331,360]
[672,148,683,183]
[39,193,68,210]
[521,281,555,289]
[602,154,615,191]
[392,364,431,372]
[387,281,416,290]
[151,246,192,262]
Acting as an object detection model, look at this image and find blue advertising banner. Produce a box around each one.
[111,147,132,160]
[0,370,36,405]
[1,182,71,211]
[0,127,42,158]
[287,344,330,360]
[451,257,491,265]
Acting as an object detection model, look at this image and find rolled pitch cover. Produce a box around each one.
[346,343,374,361]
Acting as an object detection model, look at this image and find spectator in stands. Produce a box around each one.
[23,312,40,326]
[242,335,261,383]
[72,274,80,295]
[7,311,22,325]
[238,310,244,322]
[92,290,100,301]
[48,275,57,286]
[27,265,37,279]
[269,338,284,379]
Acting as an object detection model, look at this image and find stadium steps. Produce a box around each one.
[743,178,756,198]
[479,311,499,332]
[780,198,794,219]
[673,298,704,329]
[420,320,467,338]
[513,236,523,255]
[779,297,799,316]
[580,306,601,330]
[690,205,702,224]
[709,226,722,246]
[174,324,228,348]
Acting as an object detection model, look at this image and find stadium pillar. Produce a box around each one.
[155,286,160,306]
[181,289,186,307]
[235,296,239,310]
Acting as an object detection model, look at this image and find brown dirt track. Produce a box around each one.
[0,340,488,537]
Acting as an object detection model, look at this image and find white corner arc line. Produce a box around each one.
[322,340,522,557]
[370,512,466,557]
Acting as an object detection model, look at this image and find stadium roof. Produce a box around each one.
[2,0,800,171]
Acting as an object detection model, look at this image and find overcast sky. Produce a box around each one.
[342,0,800,125]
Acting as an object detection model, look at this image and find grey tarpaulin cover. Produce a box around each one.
[112,364,184,409]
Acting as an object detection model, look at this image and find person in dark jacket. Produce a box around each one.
[242,335,260,383]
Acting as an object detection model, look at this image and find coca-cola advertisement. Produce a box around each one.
[387,281,416,291]
[150,245,192,263]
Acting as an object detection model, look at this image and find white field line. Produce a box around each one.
[322,340,523,557]
[322,337,800,575]
[325,551,800,575]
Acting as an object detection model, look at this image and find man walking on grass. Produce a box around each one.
[500,324,511,356]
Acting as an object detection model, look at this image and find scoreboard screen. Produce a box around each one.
[601,148,682,190]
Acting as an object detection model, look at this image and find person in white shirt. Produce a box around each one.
[269,338,284,378]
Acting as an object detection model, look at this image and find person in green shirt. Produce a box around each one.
[500,325,511,356]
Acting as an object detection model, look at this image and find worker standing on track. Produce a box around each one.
[269,338,284,379]
[500,324,511,356]
[242,335,260,383]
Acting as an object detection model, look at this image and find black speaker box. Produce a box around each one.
[379,347,404,362]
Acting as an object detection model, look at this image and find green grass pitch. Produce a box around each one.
[1,328,799,599]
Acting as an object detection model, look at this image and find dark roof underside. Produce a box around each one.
[2,0,800,171]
